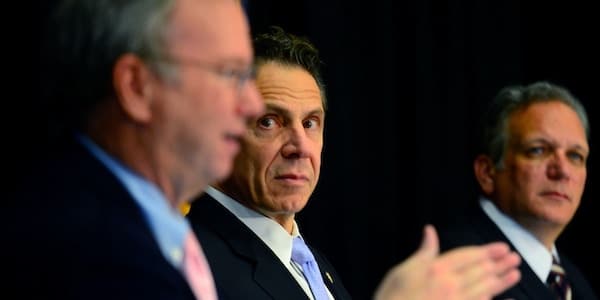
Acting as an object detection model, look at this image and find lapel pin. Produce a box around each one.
[325,272,333,283]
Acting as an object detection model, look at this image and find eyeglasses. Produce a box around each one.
[151,56,256,93]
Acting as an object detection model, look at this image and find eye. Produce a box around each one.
[257,116,278,129]
[567,151,587,165]
[303,118,320,129]
[217,67,238,80]
[525,146,545,157]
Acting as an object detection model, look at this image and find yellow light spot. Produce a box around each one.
[180,202,191,216]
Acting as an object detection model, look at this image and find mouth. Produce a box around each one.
[540,191,570,202]
[274,173,309,185]
[224,133,241,151]
[225,132,241,141]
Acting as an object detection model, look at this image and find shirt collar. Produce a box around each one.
[78,134,190,269]
[206,186,300,265]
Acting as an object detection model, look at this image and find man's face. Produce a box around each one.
[225,62,324,223]
[493,101,588,227]
[151,0,262,200]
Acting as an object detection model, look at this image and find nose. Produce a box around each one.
[547,152,570,181]
[281,124,311,159]
[237,80,264,118]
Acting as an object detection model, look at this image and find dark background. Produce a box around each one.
[22,1,598,299]
[247,1,599,299]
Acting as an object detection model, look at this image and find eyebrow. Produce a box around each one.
[264,103,325,119]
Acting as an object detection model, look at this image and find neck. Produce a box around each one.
[516,216,563,251]
[214,183,296,234]
[270,213,295,234]
[85,106,193,209]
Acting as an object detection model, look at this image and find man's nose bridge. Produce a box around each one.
[547,150,569,178]
[286,122,307,144]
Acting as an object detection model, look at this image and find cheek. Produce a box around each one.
[251,138,283,167]
[575,168,587,184]
[512,163,542,189]
[313,155,322,180]
[312,140,324,174]
[241,144,276,182]
[572,169,587,195]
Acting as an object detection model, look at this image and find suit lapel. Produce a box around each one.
[252,252,310,300]
[470,205,555,299]
[71,139,196,299]
[312,250,350,300]
[191,195,309,300]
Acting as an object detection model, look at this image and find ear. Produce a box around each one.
[474,154,496,195]
[112,54,155,123]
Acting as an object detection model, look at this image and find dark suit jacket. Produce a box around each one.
[187,193,352,300]
[436,202,598,300]
[10,138,196,300]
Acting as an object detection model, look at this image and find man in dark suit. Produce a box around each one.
[438,81,598,299]
[187,26,522,300]
[11,0,262,299]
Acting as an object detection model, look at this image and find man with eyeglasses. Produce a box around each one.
[186,26,522,300]
[11,0,262,299]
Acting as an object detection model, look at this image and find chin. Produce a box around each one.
[273,196,307,211]
[210,162,233,183]
[290,199,310,212]
[539,211,573,226]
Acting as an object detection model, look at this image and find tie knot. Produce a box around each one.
[291,237,316,265]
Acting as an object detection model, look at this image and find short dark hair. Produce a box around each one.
[253,26,327,109]
[479,81,589,168]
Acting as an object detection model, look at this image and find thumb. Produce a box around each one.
[415,224,439,260]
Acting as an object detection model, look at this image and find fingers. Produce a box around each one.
[437,242,511,272]
[459,251,521,298]
[374,226,522,300]
[416,224,439,260]
[461,265,521,299]
[431,243,521,300]
[373,225,441,300]
[397,225,440,272]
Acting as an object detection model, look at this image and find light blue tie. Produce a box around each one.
[291,237,330,300]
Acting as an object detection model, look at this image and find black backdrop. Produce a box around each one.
[21,1,598,299]
[247,1,599,299]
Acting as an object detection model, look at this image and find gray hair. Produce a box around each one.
[44,0,176,131]
[480,81,589,168]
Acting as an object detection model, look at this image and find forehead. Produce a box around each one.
[509,101,588,146]
[167,0,252,62]
[256,62,323,110]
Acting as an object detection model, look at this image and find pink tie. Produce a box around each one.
[182,231,218,300]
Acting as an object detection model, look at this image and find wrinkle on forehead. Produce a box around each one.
[510,102,588,152]
[256,63,322,104]
[259,86,321,103]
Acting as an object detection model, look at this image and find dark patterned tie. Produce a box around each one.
[546,257,572,300]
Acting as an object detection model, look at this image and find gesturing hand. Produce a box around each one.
[374,225,521,300]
